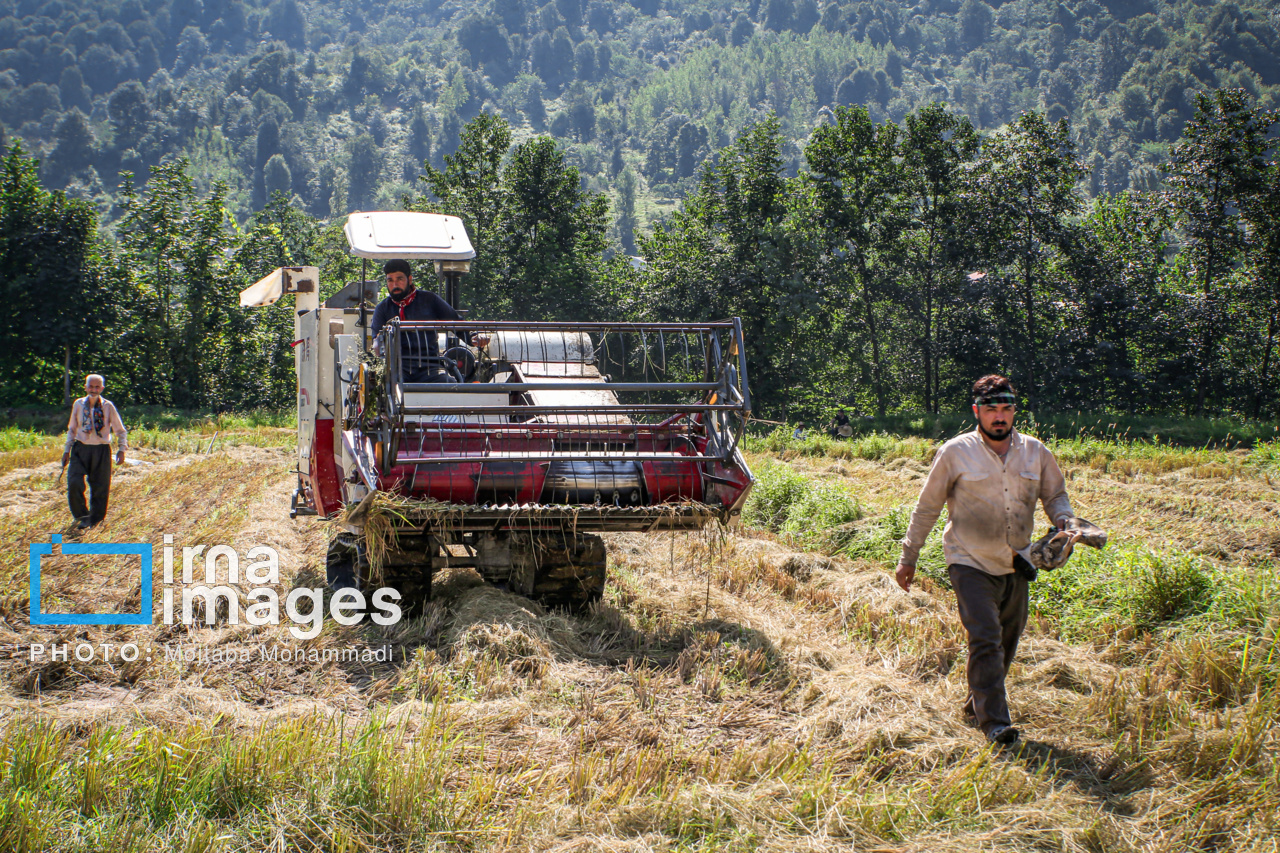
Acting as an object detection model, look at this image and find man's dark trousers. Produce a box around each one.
[68,442,112,526]
[949,563,1028,734]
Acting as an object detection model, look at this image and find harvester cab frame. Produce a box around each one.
[241,211,755,613]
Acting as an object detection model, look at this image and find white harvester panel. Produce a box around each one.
[402,390,511,424]
[296,309,319,476]
[239,266,321,482]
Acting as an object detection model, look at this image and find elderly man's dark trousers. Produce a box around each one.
[949,563,1028,734]
[68,442,111,526]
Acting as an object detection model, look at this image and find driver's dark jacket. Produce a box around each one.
[370,289,468,377]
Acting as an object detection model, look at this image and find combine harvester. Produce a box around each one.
[242,211,754,612]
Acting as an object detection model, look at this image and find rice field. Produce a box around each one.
[0,419,1277,852]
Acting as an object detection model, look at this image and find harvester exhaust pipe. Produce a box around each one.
[434,261,471,312]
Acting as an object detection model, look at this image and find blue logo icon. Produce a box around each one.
[29,535,153,626]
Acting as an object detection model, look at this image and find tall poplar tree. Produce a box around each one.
[899,104,979,413]
[966,112,1085,409]
[1165,89,1271,415]
[806,106,903,416]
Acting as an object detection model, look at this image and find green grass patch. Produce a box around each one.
[120,407,296,432]
[742,460,862,552]
[743,451,1278,649]
[749,421,1278,479]
[742,462,953,579]
[756,411,1280,449]
[1206,562,1280,639]
[1032,544,1230,640]
[1020,412,1280,449]
[0,407,295,438]
[0,410,296,456]
[126,425,294,452]
[1030,542,1280,702]
[0,427,56,453]
[1248,439,1280,472]
[1043,433,1249,475]
[838,503,911,565]
[0,711,489,852]
[743,430,937,465]
[840,504,950,582]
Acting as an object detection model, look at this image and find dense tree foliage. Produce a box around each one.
[0,144,101,404]
[417,115,613,320]
[1164,89,1273,415]
[632,93,1278,420]
[1,88,1277,423]
[0,0,1277,247]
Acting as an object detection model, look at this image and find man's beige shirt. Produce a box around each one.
[64,397,128,452]
[900,428,1072,576]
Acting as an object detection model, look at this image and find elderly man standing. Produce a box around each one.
[62,374,128,529]
[895,374,1074,745]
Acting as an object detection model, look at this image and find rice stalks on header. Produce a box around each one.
[332,491,454,584]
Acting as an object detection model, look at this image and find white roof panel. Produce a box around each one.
[343,211,476,260]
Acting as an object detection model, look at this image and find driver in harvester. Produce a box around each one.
[369,259,489,382]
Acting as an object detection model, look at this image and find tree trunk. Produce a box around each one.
[1256,303,1278,419]
[63,344,72,407]
[1195,174,1225,417]
[1196,239,1217,417]
[923,276,934,414]
[1117,328,1133,413]
[923,210,940,415]
[1022,204,1036,411]
[857,260,886,417]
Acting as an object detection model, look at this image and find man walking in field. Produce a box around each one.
[895,374,1074,745]
[62,374,127,529]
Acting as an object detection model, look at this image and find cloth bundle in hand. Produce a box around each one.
[1029,517,1108,570]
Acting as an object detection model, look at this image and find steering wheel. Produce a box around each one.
[443,346,476,382]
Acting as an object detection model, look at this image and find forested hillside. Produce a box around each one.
[4,87,1279,422]
[2,0,1278,234]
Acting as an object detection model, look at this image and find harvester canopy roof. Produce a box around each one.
[343,211,476,260]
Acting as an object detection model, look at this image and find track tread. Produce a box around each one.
[334,531,606,615]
